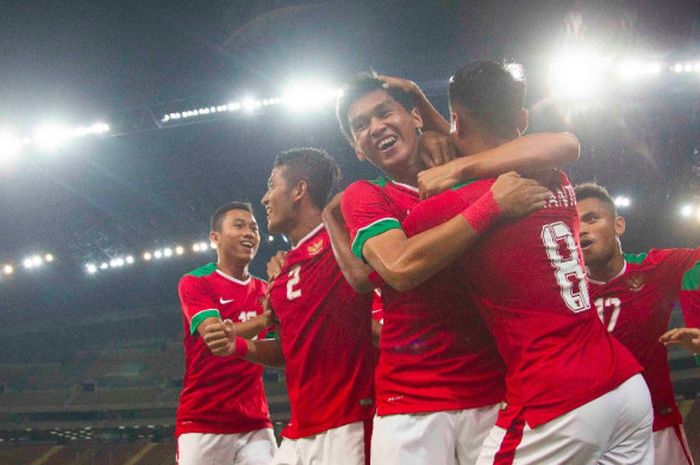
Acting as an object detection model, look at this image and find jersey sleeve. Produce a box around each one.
[178,275,221,336]
[650,248,700,297]
[342,181,403,260]
[402,180,491,238]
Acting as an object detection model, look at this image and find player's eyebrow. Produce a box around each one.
[580,211,598,222]
[350,99,395,130]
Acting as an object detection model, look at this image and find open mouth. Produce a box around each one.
[580,238,593,250]
[376,136,397,151]
[241,240,255,249]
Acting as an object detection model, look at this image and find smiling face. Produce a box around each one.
[261,165,298,235]
[347,89,423,179]
[210,208,260,264]
[578,197,625,269]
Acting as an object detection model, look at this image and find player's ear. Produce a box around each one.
[354,145,366,161]
[293,179,308,202]
[614,215,626,236]
[517,108,529,134]
[410,107,424,130]
[452,111,468,139]
[209,230,220,247]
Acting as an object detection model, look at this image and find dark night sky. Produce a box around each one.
[0,0,699,329]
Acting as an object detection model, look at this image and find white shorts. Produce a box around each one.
[371,404,500,465]
[476,374,654,465]
[654,424,695,465]
[271,421,367,465]
[177,428,277,465]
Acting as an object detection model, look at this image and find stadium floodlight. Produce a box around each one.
[163,247,173,257]
[242,97,261,112]
[125,255,134,264]
[44,253,54,262]
[3,264,13,275]
[143,252,152,261]
[85,264,97,274]
[154,250,163,259]
[549,49,606,100]
[506,63,525,81]
[210,242,216,249]
[99,262,109,270]
[0,131,24,166]
[680,205,693,218]
[617,61,661,81]
[282,80,341,111]
[33,124,74,152]
[192,243,200,252]
[614,196,631,208]
[268,234,275,242]
[175,245,184,255]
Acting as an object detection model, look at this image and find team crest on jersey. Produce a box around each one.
[307,239,324,256]
[626,273,645,292]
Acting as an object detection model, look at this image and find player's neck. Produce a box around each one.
[216,258,250,281]
[467,133,513,155]
[588,252,625,283]
[386,163,419,186]
[287,210,323,247]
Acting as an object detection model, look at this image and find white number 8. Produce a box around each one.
[541,221,591,313]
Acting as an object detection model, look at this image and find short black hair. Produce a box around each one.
[336,71,417,145]
[574,183,617,216]
[273,147,341,210]
[448,61,526,136]
[210,201,254,232]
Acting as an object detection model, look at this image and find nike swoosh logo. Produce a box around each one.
[219,298,235,304]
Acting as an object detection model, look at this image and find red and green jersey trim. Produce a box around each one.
[186,262,217,277]
[451,179,479,191]
[681,261,700,291]
[623,252,649,264]
[190,308,221,336]
[351,217,402,260]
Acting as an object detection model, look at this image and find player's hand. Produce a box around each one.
[267,251,287,281]
[660,327,700,353]
[491,171,551,218]
[321,192,345,226]
[202,319,236,356]
[415,131,457,171]
[260,297,275,328]
[377,74,420,96]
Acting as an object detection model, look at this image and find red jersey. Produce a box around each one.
[372,288,384,324]
[402,172,642,428]
[342,177,506,416]
[176,263,272,436]
[588,248,700,430]
[681,261,700,328]
[268,224,374,439]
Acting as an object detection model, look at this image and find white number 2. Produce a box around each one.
[287,266,302,300]
[594,297,621,332]
[541,221,591,313]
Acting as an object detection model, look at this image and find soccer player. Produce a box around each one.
[204,148,375,465]
[176,201,276,465]
[576,183,700,465]
[400,61,652,464]
[333,71,579,465]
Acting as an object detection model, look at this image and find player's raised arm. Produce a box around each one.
[322,192,374,294]
[351,172,550,292]
[418,132,579,198]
